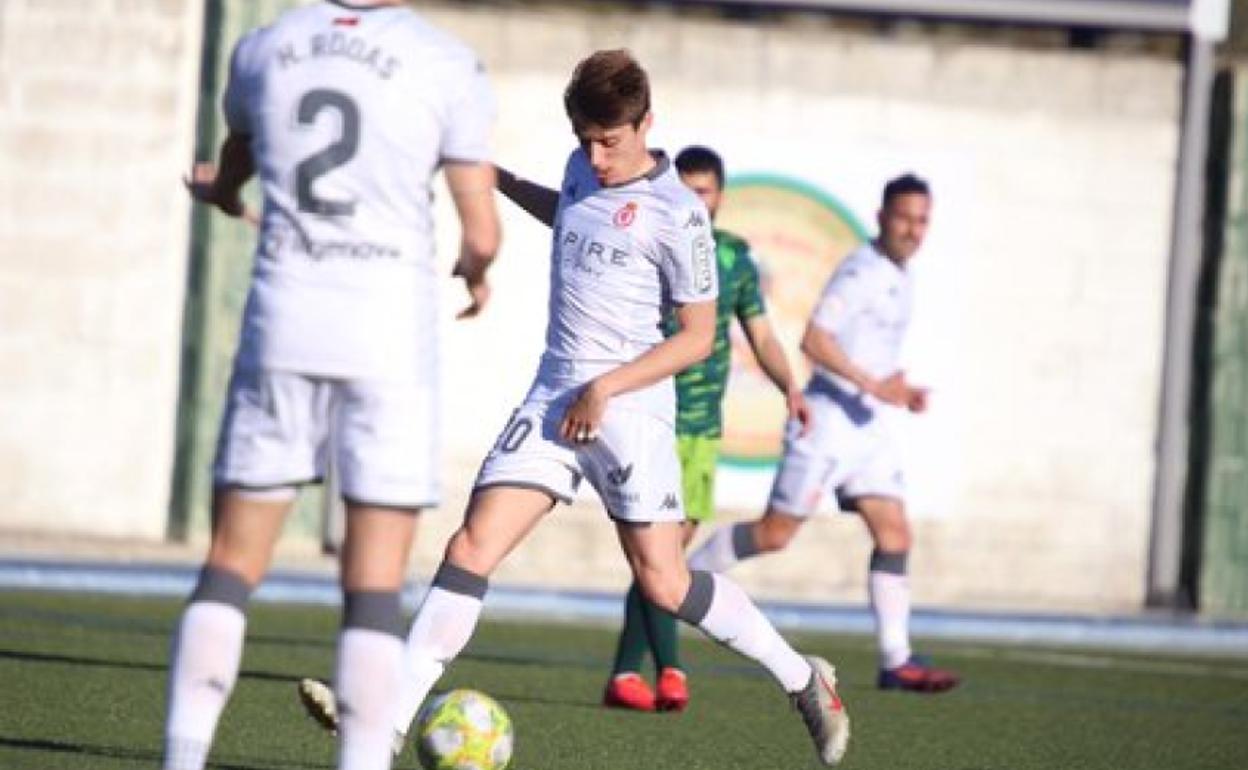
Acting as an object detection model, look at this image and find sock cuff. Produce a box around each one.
[731,522,760,559]
[343,590,403,638]
[675,569,715,625]
[869,549,909,575]
[432,561,489,600]
[189,565,253,609]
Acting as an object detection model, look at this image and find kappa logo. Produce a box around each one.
[613,201,638,229]
[607,464,634,485]
[660,493,680,511]
[201,677,228,694]
[684,209,706,228]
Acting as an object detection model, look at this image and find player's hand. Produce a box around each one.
[560,379,608,445]
[183,162,257,225]
[452,256,491,319]
[906,386,930,414]
[871,372,910,407]
[787,388,813,437]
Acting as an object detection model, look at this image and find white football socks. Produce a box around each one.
[690,572,812,693]
[395,585,484,736]
[869,569,913,670]
[163,601,246,770]
[337,628,404,770]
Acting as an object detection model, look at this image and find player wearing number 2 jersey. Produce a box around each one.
[167,2,500,770]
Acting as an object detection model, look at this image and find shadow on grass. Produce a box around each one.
[0,647,296,684]
[0,735,334,769]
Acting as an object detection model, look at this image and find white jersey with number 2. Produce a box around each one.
[223,0,494,380]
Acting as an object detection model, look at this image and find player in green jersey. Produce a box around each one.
[603,146,811,712]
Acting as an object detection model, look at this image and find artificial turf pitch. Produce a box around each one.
[0,590,1244,769]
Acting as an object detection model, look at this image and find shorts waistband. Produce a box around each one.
[537,355,622,380]
[807,375,876,425]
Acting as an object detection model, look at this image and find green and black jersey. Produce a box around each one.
[664,228,765,438]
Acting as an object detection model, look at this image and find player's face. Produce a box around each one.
[877,192,931,262]
[679,170,722,220]
[575,112,653,186]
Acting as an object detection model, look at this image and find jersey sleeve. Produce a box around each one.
[439,53,495,164]
[659,203,718,305]
[734,244,766,321]
[810,259,870,336]
[221,30,261,134]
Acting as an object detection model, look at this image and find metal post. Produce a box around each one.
[1147,34,1218,607]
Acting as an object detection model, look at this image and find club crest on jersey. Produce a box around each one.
[613,201,638,229]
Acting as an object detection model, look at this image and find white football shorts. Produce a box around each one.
[474,383,685,524]
[767,377,904,516]
[212,367,438,509]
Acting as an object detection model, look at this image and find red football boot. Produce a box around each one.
[603,672,656,711]
[878,656,960,693]
[655,667,689,712]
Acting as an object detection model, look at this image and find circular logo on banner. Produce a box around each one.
[716,175,869,466]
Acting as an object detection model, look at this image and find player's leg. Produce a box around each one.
[603,582,657,710]
[616,521,849,765]
[645,520,696,711]
[604,434,711,711]
[393,485,556,739]
[854,494,913,670]
[647,436,717,710]
[164,369,319,770]
[164,487,293,770]
[852,494,958,693]
[686,429,823,573]
[334,503,418,770]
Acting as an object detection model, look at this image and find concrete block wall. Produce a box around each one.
[408,3,1181,613]
[0,0,1184,614]
[0,0,203,538]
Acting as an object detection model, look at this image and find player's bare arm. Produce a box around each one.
[495,165,559,227]
[743,313,811,434]
[800,321,910,407]
[184,131,257,223]
[447,161,502,319]
[560,300,716,444]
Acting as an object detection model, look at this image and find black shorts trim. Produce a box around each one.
[836,491,905,511]
[216,478,319,492]
[472,481,569,505]
[341,496,430,515]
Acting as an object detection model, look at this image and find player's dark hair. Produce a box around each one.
[675,146,725,189]
[882,173,931,206]
[564,49,650,130]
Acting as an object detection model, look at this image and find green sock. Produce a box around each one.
[610,582,649,675]
[642,592,681,672]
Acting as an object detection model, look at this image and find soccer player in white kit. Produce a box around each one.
[166,3,500,770]
[299,49,851,766]
[688,174,959,693]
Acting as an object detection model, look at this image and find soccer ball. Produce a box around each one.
[415,689,514,770]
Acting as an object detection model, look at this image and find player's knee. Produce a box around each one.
[755,517,797,552]
[874,519,912,553]
[634,570,686,614]
[445,528,486,572]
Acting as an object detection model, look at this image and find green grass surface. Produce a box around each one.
[0,590,1245,769]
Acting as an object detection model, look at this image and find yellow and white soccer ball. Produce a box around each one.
[415,689,514,770]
